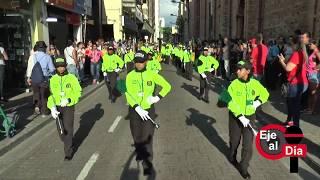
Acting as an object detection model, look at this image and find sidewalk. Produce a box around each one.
[188,68,320,175]
[0,81,106,156]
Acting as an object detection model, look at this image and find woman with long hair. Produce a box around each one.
[278,35,309,127]
[48,44,60,60]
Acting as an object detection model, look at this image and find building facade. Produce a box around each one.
[184,0,320,41]
[0,0,91,90]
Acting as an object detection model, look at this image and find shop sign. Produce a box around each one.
[48,0,74,11]
[66,13,80,25]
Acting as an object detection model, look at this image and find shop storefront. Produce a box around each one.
[46,0,85,52]
[122,15,138,40]
[0,1,33,91]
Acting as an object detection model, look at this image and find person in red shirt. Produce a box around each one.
[278,35,309,127]
[250,34,268,81]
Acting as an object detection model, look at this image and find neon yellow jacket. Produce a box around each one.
[124,51,135,63]
[147,57,162,72]
[197,55,219,74]
[47,73,82,109]
[125,70,171,110]
[183,51,191,63]
[177,49,184,61]
[161,46,167,55]
[227,78,269,117]
[141,46,151,54]
[173,47,179,56]
[101,54,124,72]
[167,44,173,54]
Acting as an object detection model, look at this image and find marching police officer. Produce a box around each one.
[197,47,219,103]
[146,51,162,73]
[124,47,135,73]
[125,50,171,175]
[227,60,269,179]
[182,46,193,80]
[47,57,82,161]
[102,46,124,103]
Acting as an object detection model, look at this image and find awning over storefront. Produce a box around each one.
[123,16,138,32]
[142,22,154,34]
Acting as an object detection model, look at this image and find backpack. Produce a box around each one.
[31,55,45,84]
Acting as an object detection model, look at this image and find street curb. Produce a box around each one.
[0,82,106,157]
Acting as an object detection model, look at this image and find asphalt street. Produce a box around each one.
[0,64,318,180]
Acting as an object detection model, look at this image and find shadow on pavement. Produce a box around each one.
[298,167,320,180]
[181,83,199,99]
[120,151,157,180]
[185,108,229,158]
[73,103,104,154]
[120,152,140,180]
[267,90,320,128]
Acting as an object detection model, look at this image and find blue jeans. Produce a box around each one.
[307,72,320,84]
[67,64,79,80]
[90,62,101,81]
[78,61,85,81]
[286,84,308,127]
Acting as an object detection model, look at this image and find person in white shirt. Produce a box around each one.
[64,40,79,80]
[0,43,8,102]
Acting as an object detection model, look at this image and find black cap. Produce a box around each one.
[134,50,148,63]
[53,57,67,67]
[236,60,252,70]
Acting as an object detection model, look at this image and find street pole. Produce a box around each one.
[98,0,102,38]
[83,15,87,43]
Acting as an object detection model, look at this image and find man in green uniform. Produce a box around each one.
[172,45,180,67]
[125,50,171,175]
[176,45,184,70]
[227,60,269,179]
[197,47,219,103]
[183,46,193,80]
[47,57,82,161]
[141,43,151,54]
[146,51,162,73]
[124,47,135,73]
[102,46,124,103]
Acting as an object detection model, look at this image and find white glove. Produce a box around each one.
[200,73,207,79]
[115,68,121,73]
[253,100,262,109]
[239,116,250,127]
[147,96,160,105]
[209,68,215,72]
[135,106,151,121]
[155,70,159,73]
[103,72,107,77]
[60,98,69,107]
[51,106,60,119]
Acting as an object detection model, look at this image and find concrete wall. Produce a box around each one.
[188,0,320,41]
[104,0,123,41]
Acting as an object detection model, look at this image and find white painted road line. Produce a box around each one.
[76,152,100,180]
[108,116,122,133]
